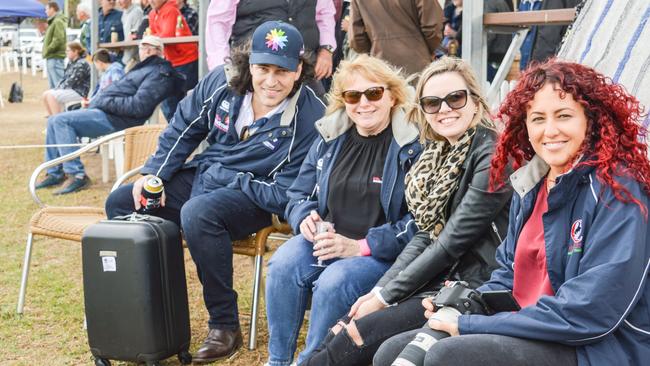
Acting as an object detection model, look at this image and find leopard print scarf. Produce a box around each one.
[405,127,476,240]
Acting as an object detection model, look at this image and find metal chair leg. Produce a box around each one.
[17,233,34,314]
[248,254,264,350]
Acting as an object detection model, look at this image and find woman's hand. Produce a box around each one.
[428,317,460,337]
[422,297,437,319]
[299,210,322,242]
[132,175,166,211]
[312,231,360,260]
[349,292,386,320]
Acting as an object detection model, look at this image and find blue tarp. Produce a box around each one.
[0,0,47,22]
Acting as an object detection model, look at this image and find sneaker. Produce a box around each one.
[53,175,90,195]
[35,174,65,189]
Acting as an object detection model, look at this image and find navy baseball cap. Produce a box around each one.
[249,21,304,72]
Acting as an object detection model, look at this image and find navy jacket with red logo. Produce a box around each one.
[141,65,324,215]
[460,155,650,366]
[285,108,422,261]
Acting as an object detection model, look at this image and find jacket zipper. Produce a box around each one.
[491,221,503,243]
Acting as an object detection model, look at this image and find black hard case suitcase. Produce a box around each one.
[81,215,192,366]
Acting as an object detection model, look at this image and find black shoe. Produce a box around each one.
[53,175,90,195]
[35,174,65,189]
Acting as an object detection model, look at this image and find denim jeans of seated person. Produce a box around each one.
[265,234,391,366]
[45,108,116,179]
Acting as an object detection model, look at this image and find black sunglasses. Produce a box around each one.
[342,86,385,104]
[419,90,469,114]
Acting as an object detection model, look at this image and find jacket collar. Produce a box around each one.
[314,107,419,146]
[510,155,550,198]
[279,86,302,127]
[510,154,596,199]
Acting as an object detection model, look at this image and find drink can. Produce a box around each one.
[139,177,164,213]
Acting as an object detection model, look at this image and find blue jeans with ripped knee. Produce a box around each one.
[265,234,391,366]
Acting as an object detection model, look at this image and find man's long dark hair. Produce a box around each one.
[226,41,315,97]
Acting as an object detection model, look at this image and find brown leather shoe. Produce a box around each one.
[192,328,243,364]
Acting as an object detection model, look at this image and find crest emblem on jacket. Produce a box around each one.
[568,219,584,255]
[214,113,230,132]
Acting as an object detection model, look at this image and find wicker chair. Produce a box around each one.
[18,125,167,315]
[18,124,291,350]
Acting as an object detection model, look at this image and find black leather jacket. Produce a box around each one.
[375,126,512,304]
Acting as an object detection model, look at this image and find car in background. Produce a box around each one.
[13,28,41,52]
[0,24,18,46]
[11,28,42,67]
[67,28,81,43]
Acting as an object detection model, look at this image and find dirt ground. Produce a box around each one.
[0,71,297,365]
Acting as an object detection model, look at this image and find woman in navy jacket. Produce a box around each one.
[264,55,422,366]
[375,60,650,366]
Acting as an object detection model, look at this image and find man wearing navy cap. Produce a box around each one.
[105,21,325,362]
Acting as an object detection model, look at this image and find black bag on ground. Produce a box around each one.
[8,82,23,103]
[81,214,192,366]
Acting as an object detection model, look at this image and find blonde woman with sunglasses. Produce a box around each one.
[301,57,513,366]
[264,55,422,366]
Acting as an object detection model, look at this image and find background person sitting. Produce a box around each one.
[302,56,512,366]
[42,41,91,116]
[35,36,184,195]
[375,60,650,366]
[264,55,422,366]
[90,48,125,99]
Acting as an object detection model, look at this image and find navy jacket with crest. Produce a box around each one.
[459,155,650,366]
[141,65,324,215]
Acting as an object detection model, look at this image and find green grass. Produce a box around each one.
[0,72,306,365]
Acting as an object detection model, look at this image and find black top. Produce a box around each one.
[325,126,392,239]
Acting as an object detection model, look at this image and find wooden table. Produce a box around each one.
[484,8,576,27]
[99,35,199,49]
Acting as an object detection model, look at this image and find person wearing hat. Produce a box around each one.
[36,35,184,195]
[105,21,325,362]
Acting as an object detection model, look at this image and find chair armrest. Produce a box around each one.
[271,214,291,234]
[29,130,126,207]
[111,164,144,192]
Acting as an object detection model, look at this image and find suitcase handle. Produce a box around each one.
[112,212,166,223]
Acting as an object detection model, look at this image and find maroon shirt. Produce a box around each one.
[512,180,555,308]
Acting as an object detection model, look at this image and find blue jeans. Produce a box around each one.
[161,60,198,121]
[106,168,272,330]
[265,235,391,365]
[46,58,64,89]
[45,108,116,178]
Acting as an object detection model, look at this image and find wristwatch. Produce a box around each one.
[320,45,335,54]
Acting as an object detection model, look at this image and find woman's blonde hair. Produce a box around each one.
[325,54,410,115]
[409,56,494,142]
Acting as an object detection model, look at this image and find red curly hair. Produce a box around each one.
[489,59,650,214]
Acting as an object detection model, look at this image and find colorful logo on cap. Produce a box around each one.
[265,28,288,51]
